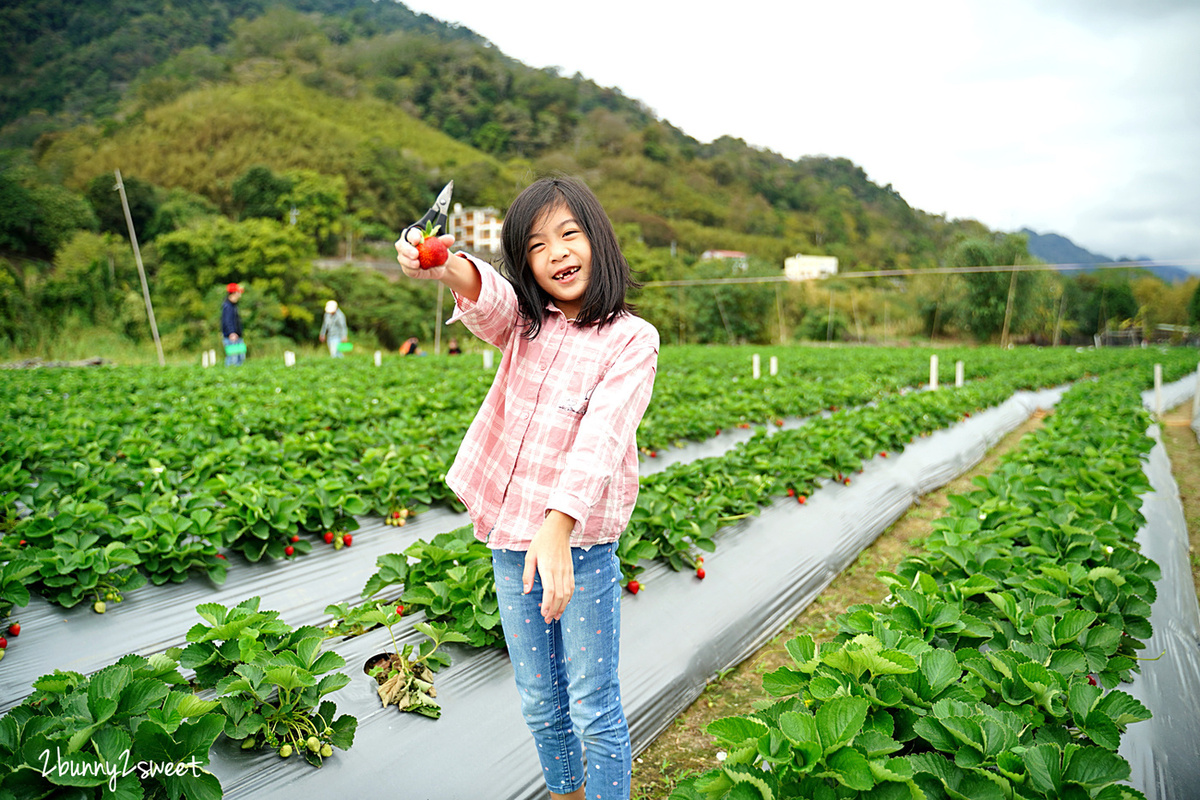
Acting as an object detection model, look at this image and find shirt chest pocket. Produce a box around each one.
[555,362,608,416]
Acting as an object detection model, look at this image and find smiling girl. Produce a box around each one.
[396,176,659,800]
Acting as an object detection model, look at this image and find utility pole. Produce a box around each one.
[115,169,165,366]
[999,269,1018,348]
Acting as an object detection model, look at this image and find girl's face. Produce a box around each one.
[526,202,592,321]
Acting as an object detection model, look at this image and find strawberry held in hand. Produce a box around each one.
[416,221,449,269]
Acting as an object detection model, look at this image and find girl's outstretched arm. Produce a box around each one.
[395,231,482,303]
[523,510,577,623]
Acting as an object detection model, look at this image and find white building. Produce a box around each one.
[784,254,838,281]
[448,203,503,253]
[701,249,749,271]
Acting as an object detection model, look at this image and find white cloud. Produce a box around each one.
[400,0,1200,264]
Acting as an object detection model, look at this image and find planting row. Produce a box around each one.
[671,374,1161,800]
[0,347,1139,620]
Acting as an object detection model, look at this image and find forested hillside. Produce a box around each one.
[2,0,1196,356]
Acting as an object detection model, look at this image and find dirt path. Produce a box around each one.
[1160,401,1200,600]
[630,399,1200,798]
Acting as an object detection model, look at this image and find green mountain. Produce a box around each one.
[10,0,1185,353]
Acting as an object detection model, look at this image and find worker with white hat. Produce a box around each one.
[319,299,349,357]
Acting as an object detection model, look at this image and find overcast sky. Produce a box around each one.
[400,0,1200,266]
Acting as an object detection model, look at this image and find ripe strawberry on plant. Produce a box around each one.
[324,531,335,544]
[0,635,7,649]
[285,545,295,556]
[626,580,641,595]
[416,222,449,269]
[7,622,19,637]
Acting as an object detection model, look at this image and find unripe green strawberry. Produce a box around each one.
[279,744,293,758]
[320,743,333,758]
[94,600,107,614]
[307,736,320,752]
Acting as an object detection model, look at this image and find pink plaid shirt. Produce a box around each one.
[444,255,659,550]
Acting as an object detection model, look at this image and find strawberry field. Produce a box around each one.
[1,345,1198,799]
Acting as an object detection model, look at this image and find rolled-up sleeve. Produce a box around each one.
[446,254,520,348]
[545,331,659,525]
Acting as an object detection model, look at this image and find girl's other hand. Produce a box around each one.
[523,512,577,622]
[395,228,455,279]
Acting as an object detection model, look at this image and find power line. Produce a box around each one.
[640,259,1200,288]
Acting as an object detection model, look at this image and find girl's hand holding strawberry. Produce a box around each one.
[395,225,457,280]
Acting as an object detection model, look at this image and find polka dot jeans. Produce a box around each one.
[493,542,632,800]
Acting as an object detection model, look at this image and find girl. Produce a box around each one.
[396,177,658,800]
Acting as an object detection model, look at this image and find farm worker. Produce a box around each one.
[446,336,462,355]
[319,300,348,357]
[399,336,421,356]
[221,283,245,366]
[396,176,658,800]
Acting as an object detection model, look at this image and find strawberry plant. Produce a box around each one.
[673,373,1159,800]
[176,597,357,766]
[398,527,504,649]
[364,613,468,718]
[26,530,146,609]
[0,653,225,799]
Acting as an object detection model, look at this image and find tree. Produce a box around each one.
[231,166,292,222]
[1189,280,1200,327]
[946,234,1032,342]
[85,173,158,240]
[276,170,347,255]
[155,217,319,345]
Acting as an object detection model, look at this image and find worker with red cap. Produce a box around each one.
[221,283,245,366]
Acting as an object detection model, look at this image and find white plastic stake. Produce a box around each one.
[930,355,939,390]
[375,350,382,367]
[1154,363,1162,417]
[769,356,778,376]
[201,351,210,368]
[752,353,761,379]
[209,348,217,365]
[955,360,964,388]
[483,350,494,369]
[284,351,295,367]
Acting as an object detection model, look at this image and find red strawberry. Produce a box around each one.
[714,429,721,436]
[798,495,806,504]
[285,545,295,556]
[880,452,888,458]
[0,636,6,649]
[786,488,795,497]
[396,605,404,616]
[7,623,19,637]
[324,531,335,544]
[393,511,402,519]
[290,534,300,543]
[843,478,851,486]
[342,534,353,547]
[1087,674,1098,686]
[626,580,641,594]
[216,553,227,560]
[416,222,449,269]
[649,451,656,458]
[696,568,706,580]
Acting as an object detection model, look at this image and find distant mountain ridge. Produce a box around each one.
[1019,228,1194,284]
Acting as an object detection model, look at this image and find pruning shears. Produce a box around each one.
[400,181,454,245]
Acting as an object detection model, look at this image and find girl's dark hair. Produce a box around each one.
[500,176,639,339]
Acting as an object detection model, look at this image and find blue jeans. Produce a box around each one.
[493,542,631,799]
[222,336,244,366]
[327,335,343,357]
